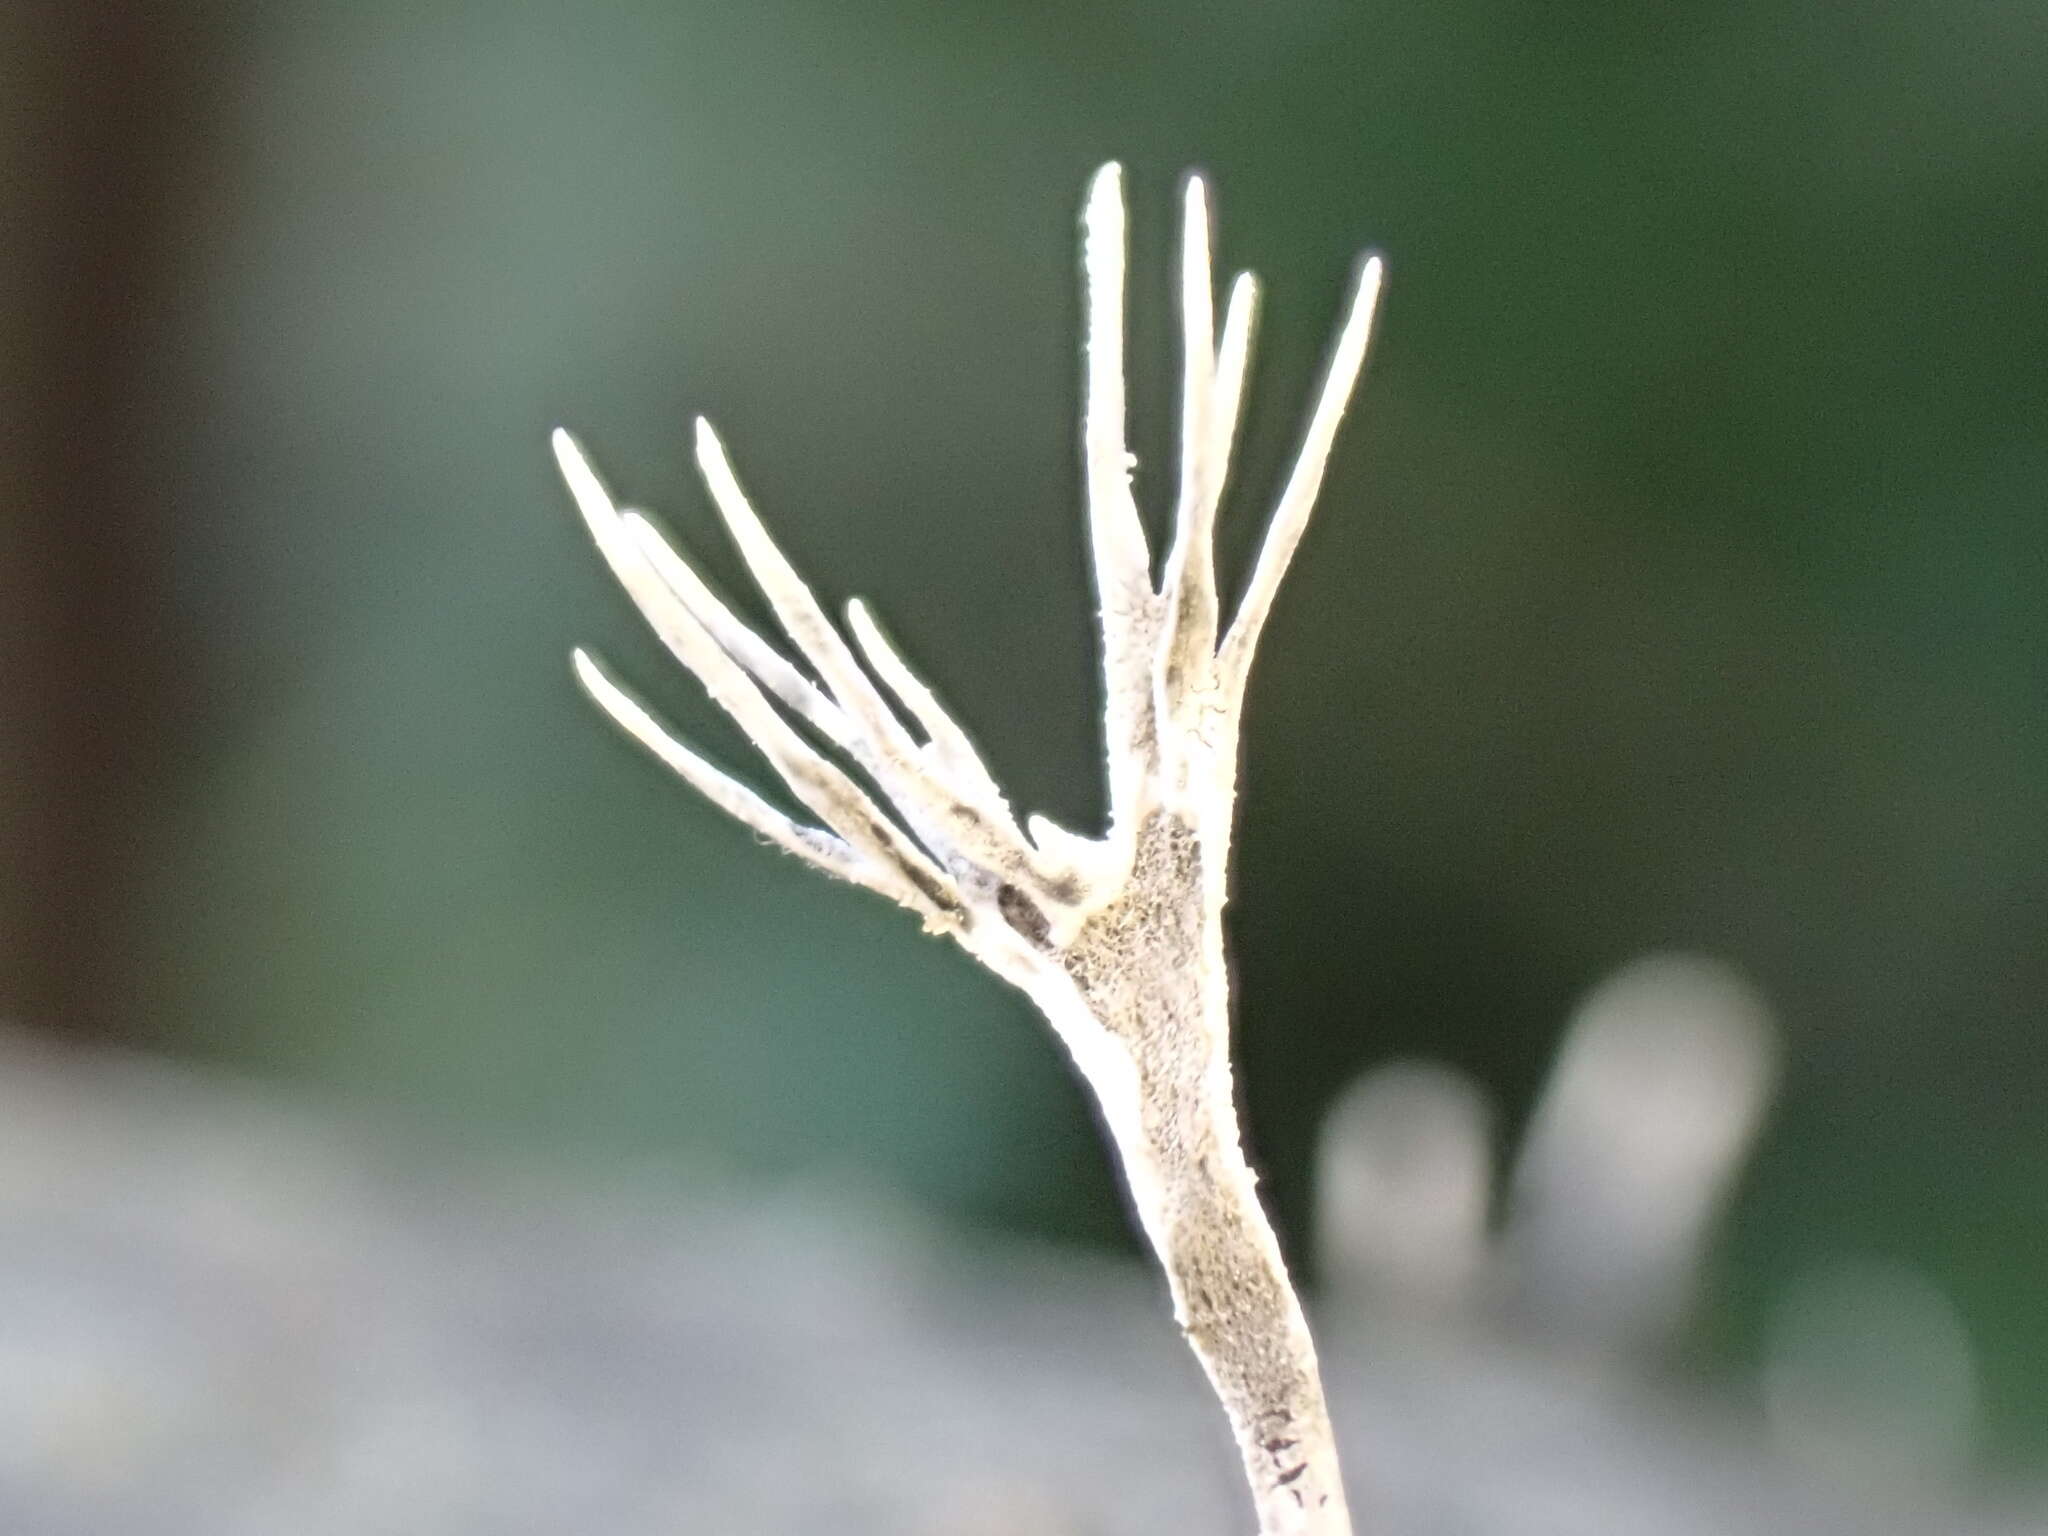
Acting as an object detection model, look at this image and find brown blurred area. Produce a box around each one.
[3,4,200,1042]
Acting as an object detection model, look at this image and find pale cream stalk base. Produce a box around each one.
[559,164,1382,1536]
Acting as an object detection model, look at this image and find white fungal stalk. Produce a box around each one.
[559,163,1383,1536]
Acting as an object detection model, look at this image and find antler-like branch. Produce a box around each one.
[561,164,1383,1536]
[558,430,963,926]
[1217,253,1384,699]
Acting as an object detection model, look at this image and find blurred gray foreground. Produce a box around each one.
[0,1023,2038,1536]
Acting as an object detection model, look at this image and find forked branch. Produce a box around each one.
[560,163,1383,1535]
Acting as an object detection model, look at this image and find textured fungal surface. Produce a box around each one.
[561,164,1383,1534]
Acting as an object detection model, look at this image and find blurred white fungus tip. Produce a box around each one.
[1764,1257,1979,1487]
[1318,1060,1494,1310]
[1500,950,1778,1351]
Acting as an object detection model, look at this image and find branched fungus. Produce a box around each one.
[560,164,1383,1536]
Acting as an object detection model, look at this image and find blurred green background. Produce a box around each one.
[7,0,2043,1465]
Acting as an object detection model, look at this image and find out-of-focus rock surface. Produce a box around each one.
[0,1023,2037,1536]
